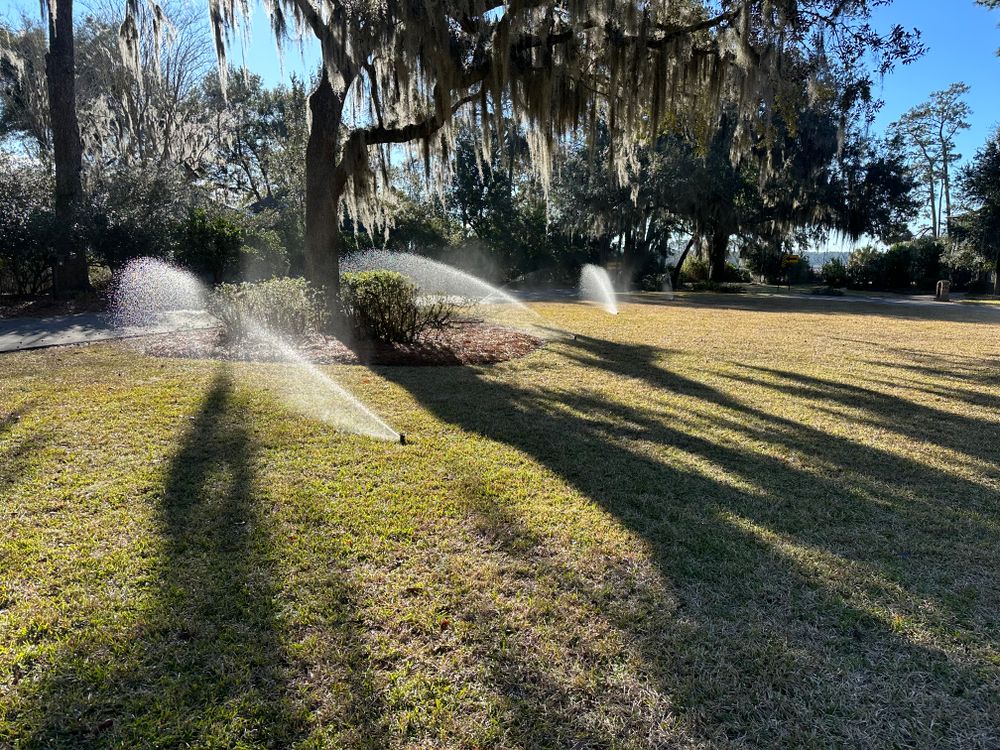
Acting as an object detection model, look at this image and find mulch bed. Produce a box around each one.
[0,294,107,319]
[133,320,543,366]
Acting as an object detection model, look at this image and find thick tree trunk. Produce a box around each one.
[707,231,730,282]
[304,70,346,308]
[597,235,612,266]
[45,0,89,295]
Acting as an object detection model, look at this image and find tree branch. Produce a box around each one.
[352,91,479,147]
[334,90,480,191]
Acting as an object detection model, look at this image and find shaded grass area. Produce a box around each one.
[1,295,999,748]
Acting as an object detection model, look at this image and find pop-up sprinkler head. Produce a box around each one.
[399,433,407,445]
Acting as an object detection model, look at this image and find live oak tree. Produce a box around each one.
[2,7,216,173]
[173,0,919,307]
[554,104,917,286]
[83,2,220,177]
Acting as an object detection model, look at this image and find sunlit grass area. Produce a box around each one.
[2,295,999,748]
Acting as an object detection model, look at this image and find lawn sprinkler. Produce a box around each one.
[399,433,407,445]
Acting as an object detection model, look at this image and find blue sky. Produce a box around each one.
[866,1,999,164]
[3,0,998,165]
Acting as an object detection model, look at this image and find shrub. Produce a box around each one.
[241,229,290,281]
[821,257,849,288]
[679,256,710,284]
[845,241,944,291]
[723,262,752,283]
[88,264,114,292]
[885,238,944,290]
[882,243,914,289]
[341,270,458,343]
[847,245,885,288]
[209,277,327,339]
[784,256,814,285]
[639,273,669,291]
[0,157,54,295]
[742,243,785,282]
[175,209,246,284]
[86,168,188,269]
[942,242,991,290]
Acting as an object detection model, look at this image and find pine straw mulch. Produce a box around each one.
[133,319,544,366]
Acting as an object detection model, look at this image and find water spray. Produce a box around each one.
[579,264,619,314]
[110,257,401,442]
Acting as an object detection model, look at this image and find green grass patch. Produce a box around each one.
[2,296,999,747]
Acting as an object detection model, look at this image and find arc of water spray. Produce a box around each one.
[256,331,400,442]
[342,250,540,316]
[579,264,619,314]
[111,257,401,442]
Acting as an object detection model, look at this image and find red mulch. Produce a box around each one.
[133,320,543,366]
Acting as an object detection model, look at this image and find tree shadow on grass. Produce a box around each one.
[0,400,46,499]
[13,370,314,748]
[559,334,1000,625]
[627,291,1000,324]
[382,335,1000,746]
[723,363,1000,471]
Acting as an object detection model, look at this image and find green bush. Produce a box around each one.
[783,256,814,285]
[886,238,944,290]
[0,156,54,295]
[86,168,188,269]
[88,264,114,292]
[942,242,991,290]
[175,209,245,284]
[241,229,290,281]
[821,257,849,288]
[209,277,327,339]
[679,256,711,284]
[639,273,669,291]
[724,262,752,283]
[844,241,943,291]
[847,245,885,288]
[341,270,457,343]
[742,243,785,282]
[882,243,913,289]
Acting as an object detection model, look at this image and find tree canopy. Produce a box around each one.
[955,127,1000,293]
[184,0,922,295]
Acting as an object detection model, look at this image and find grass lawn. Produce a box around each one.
[2,294,999,748]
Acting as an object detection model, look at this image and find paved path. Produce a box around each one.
[736,290,970,307]
[523,287,986,309]
[1,292,994,354]
[0,311,214,353]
